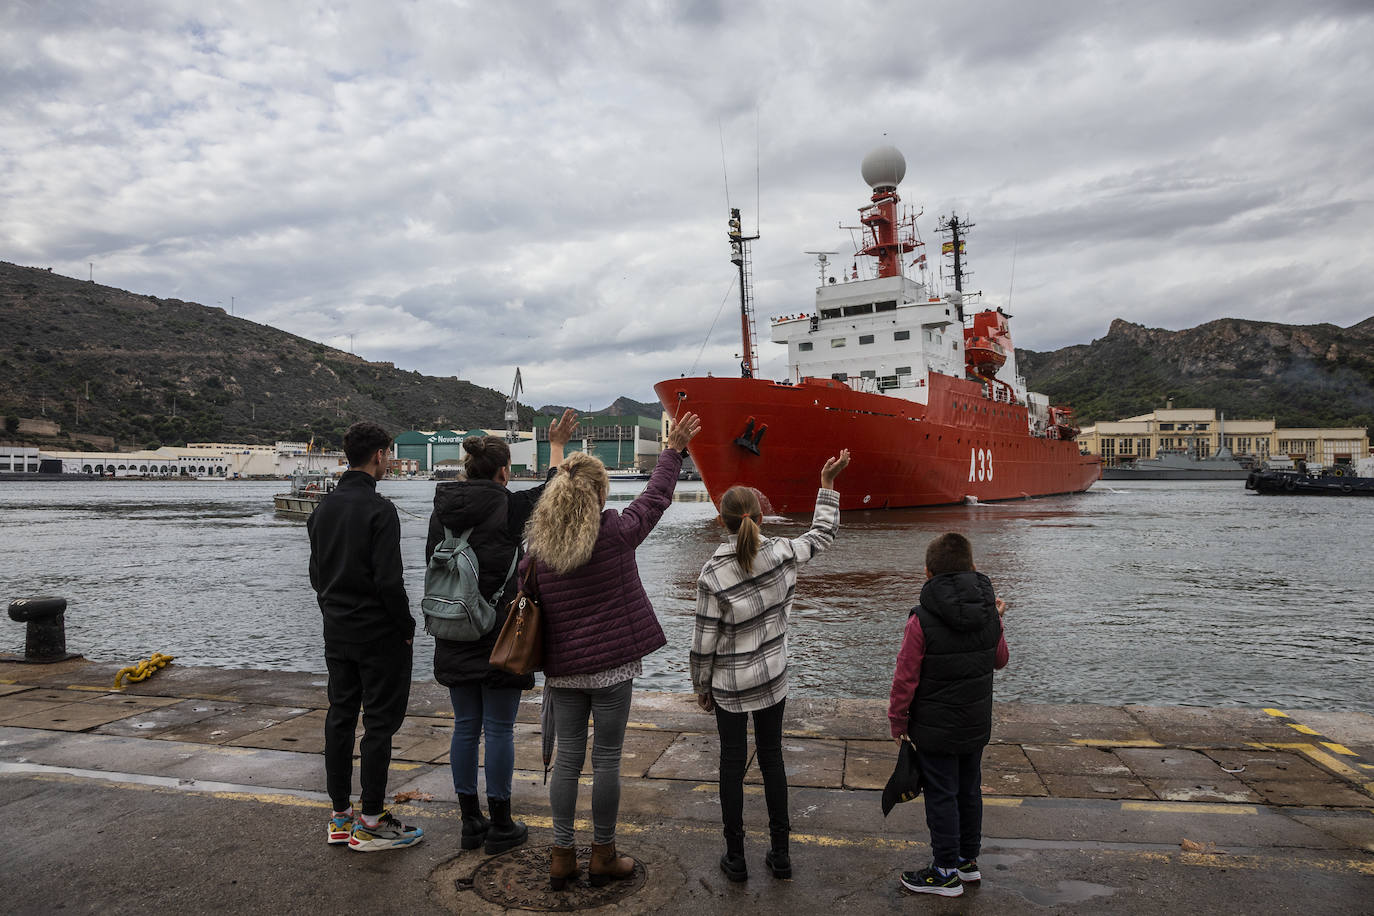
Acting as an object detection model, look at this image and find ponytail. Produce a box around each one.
[720,485,764,574]
[735,514,761,574]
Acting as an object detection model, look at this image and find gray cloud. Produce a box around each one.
[2,0,1371,409]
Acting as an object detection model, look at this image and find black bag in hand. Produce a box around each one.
[881,738,924,816]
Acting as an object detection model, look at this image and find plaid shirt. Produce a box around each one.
[690,488,840,713]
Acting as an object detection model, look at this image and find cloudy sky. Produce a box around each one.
[4,0,1372,408]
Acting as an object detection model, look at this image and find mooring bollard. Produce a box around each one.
[7,596,81,663]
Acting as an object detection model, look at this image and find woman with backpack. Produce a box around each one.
[426,408,577,855]
[522,411,701,890]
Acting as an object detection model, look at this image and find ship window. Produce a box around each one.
[859,334,874,345]
[875,300,897,312]
[798,341,813,351]
[925,330,933,342]
[896,366,911,375]
[894,330,910,341]
[820,308,842,319]
[831,372,848,382]
[830,338,846,348]
[935,334,942,345]
[860,370,876,378]
[1159,423,1174,431]
[842,303,874,317]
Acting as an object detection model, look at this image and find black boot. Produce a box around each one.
[765,830,792,879]
[459,794,489,851]
[720,829,748,882]
[484,796,528,855]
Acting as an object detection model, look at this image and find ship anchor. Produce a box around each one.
[734,417,767,455]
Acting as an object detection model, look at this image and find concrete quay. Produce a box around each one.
[2,658,1372,915]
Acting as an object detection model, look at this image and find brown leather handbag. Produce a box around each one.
[489,563,543,674]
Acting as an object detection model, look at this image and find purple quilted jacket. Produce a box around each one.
[520,448,682,676]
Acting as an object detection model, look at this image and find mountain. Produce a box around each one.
[0,261,531,449]
[536,396,663,417]
[1018,316,1374,429]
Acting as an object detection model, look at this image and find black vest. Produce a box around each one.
[908,571,1002,755]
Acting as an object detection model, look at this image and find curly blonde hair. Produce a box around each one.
[525,451,609,574]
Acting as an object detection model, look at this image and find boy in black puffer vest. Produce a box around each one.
[887,532,1008,897]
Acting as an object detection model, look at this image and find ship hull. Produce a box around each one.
[655,374,1100,513]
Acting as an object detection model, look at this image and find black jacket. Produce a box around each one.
[908,571,1002,755]
[307,470,414,645]
[425,473,550,689]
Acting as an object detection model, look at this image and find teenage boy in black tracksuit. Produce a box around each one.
[887,532,1008,897]
[308,421,422,852]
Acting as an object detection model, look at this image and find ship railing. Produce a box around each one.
[876,374,925,392]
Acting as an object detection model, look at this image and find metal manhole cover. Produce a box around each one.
[464,844,647,912]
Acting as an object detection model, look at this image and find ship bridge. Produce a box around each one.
[770,274,963,403]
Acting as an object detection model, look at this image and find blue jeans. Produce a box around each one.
[449,683,522,800]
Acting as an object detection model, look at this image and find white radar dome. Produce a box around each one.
[861,145,906,190]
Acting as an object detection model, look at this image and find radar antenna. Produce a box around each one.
[804,251,839,286]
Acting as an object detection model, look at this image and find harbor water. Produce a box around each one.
[1,478,1370,712]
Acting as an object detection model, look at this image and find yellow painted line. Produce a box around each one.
[1122,801,1257,815]
[984,797,1023,807]
[1358,763,1374,771]
[390,762,423,771]
[1262,708,1288,718]
[625,721,663,731]
[1321,742,1358,756]
[1262,742,1374,796]
[1287,723,1320,736]
[1071,738,1163,748]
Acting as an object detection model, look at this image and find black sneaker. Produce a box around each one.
[900,865,963,897]
[956,857,981,883]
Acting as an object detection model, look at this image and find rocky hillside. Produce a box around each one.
[0,261,532,449]
[1018,316,1374,429]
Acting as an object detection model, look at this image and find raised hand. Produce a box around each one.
[668,412,702,452]
[548,408,579,448]
[821,448,851,488]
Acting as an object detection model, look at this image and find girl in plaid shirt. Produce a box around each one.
[691,449,849,882]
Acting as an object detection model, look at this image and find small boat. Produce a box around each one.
[1246,458,1374,496]
[273,468,334,518]
[607,470,651,482]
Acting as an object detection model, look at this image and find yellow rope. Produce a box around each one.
[113,652,175,688]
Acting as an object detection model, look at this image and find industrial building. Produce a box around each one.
[392,429,536,473]
[1077,408,1370,468]
[533,414,662,471]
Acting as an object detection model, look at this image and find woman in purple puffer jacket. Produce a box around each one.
[521,411,701,891]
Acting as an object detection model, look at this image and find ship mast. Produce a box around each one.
[937,214,976,322]
[729,207,760,377]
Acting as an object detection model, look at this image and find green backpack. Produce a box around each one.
[421,527,517,641]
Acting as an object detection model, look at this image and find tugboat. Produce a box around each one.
[272,467,334,518]
[652,145,1100,512]
[1245,457,1374,496]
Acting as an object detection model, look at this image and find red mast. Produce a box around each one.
[857,146,917,278]
[729,208,760,377]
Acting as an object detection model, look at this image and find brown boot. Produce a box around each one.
[549,845,580,891]
[589,841,634,886]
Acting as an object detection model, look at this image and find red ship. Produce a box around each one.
[653,146,1100,513]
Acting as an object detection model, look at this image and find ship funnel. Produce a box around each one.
[861,145,906,191]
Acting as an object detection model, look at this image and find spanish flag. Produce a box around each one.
[941,241,966,255]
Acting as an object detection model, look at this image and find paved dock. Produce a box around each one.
[2,658,1372,914]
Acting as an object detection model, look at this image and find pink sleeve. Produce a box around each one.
[887,615,924,740]
[995,630,1009,670]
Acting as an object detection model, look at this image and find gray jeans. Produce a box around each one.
[548,679,634,846]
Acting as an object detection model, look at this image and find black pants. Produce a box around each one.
[916,746,984,868]
[715,699,788,849]
[324,636,412,815]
